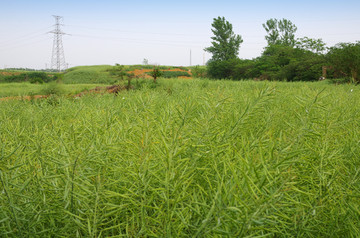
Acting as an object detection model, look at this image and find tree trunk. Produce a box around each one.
[351,69,358,83]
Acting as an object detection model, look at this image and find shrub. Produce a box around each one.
[190,66,207,78]
[41,82,64,96]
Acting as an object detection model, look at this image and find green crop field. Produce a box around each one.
[0,78,359,237]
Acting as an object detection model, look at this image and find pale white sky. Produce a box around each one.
[0,0,359,69]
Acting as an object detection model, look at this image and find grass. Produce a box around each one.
[0,82,107,97]
[0,78,359,237]
[63,65,117,84]
[63,65,191,84]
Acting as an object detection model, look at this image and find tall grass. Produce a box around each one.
[63,65,116,84]
[0,79,359,236]
[0,83,107,97]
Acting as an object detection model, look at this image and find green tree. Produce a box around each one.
[204,16,243,61]
[109,64,128,80]
[296,37,326,54]
[263,18,297,46]
[327,42,360,83]
[150,66,163,83]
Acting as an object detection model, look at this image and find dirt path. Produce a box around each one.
[0,95,49,101]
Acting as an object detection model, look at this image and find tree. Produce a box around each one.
[109,64,128,80]
[263,18,297,46]
[296,37,326,54]
[149,66,163,83]
[327,42,360,83]
[204,16,243,61]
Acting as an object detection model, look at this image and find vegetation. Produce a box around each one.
[205,17,360,83]
[149,66,163,83]
[147,70,191,78]
[327,42,360,83]
[0,79,359,236]
[189,65,207,78]
[0,72,60,84]
[263,18,297,46]
[205,16,243,62]
[63,65,116,84]
[0,83,106,97]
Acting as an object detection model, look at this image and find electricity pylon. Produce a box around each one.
[50,15,66,72]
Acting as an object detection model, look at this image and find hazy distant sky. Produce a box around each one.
[1,0,359,69]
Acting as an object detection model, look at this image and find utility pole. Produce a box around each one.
[49,15,66,72]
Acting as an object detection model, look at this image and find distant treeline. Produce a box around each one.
[206,43,360,83]
[204,17,360,83]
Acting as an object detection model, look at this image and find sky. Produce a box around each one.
[0,0,359,69]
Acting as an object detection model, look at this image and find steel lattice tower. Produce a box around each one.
[50,15,66,72]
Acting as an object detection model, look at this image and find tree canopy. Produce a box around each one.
[204,16,243,62]
[327,42,360,83]
[263,18,297,46]
[204,16,359,83]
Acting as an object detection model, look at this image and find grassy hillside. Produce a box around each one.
[63,65,116,84]
[1,79,359,236]
[63,65,192,84]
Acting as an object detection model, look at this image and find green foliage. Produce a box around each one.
[263,18,297,46]
[40,82,65,96]
[210,44,325,81]
[296,37,326,54]
[256,44,324,81]
[0,83,104,98]
[63,65,117,84]
[147,70,191,78]
[127,65,189,71]
[107,64,129,80]
[190,65,207,78]
[205,16,243,61]
[207,58,240,79]
[327,42,360,83]
[2,72,55,83]
[0,79,360,236]
[149,66,163,82]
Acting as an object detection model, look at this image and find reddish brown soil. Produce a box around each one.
[129,69,153,78]
[0,72,22,76]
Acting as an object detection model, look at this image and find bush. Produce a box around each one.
[41,82,64,96]
[207,58,240,79]
[29,78,44,84]
[190,66,207,78]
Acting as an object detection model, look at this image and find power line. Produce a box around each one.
[71,33,207,47]
[0,26,52,46]
[66,24,209,37]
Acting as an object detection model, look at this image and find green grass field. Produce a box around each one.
[0,78,359,237]
[0,82,108,97]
